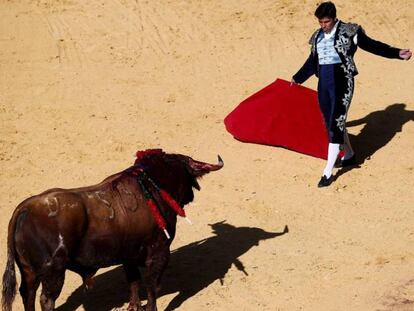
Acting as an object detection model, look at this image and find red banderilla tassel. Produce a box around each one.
[147,199,170,239]
[160,190,192,225]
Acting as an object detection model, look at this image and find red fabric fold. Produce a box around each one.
[224,78,329,159]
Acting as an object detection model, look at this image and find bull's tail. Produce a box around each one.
[2,209,19,311]
[2,249,16,311]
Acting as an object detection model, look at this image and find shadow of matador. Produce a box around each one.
[345,103,414,168]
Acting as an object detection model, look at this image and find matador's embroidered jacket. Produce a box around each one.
[293,21,402,84]
[292,20,402,144]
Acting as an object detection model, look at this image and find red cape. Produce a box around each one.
[224,78,329,159]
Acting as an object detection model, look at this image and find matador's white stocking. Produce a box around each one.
[323,143,340,178]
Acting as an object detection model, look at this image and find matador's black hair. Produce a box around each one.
[315,1,337,19]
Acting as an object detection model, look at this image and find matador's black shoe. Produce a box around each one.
[318,175,333,188]
[334,154,357,168]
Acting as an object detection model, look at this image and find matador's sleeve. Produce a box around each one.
[292,29,320,84]
[292,52,317,84]
[357,27,401,59]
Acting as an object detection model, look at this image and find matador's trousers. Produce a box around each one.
[317,64,354,144]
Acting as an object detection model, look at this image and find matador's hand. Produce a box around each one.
[399,49,412,60]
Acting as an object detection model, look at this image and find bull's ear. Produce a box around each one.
[186,155,224,177]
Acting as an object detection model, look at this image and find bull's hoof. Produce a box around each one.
[83,277,95,291]
[127,303,144,311]
[144,305,157,311]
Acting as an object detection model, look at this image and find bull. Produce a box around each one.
[1,149,223,311]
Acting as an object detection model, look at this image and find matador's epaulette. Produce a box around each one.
[309,29,320,45]
[308,28,320,54]
[340,22,361,37]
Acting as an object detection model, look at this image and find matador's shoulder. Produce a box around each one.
[308,29,320,45]
[339,22,362,36]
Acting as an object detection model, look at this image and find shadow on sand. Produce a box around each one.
[56,221,288,311]
[335,103,414,177]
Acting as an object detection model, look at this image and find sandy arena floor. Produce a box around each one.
[1,1,413,310]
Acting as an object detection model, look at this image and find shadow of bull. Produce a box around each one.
[56,221,288,311]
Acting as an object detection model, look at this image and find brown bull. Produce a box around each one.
[1,149,223,311]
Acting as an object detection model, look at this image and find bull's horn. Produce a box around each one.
[213,155,224,170]
[202,155,224,171]
[189,155,224,174]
